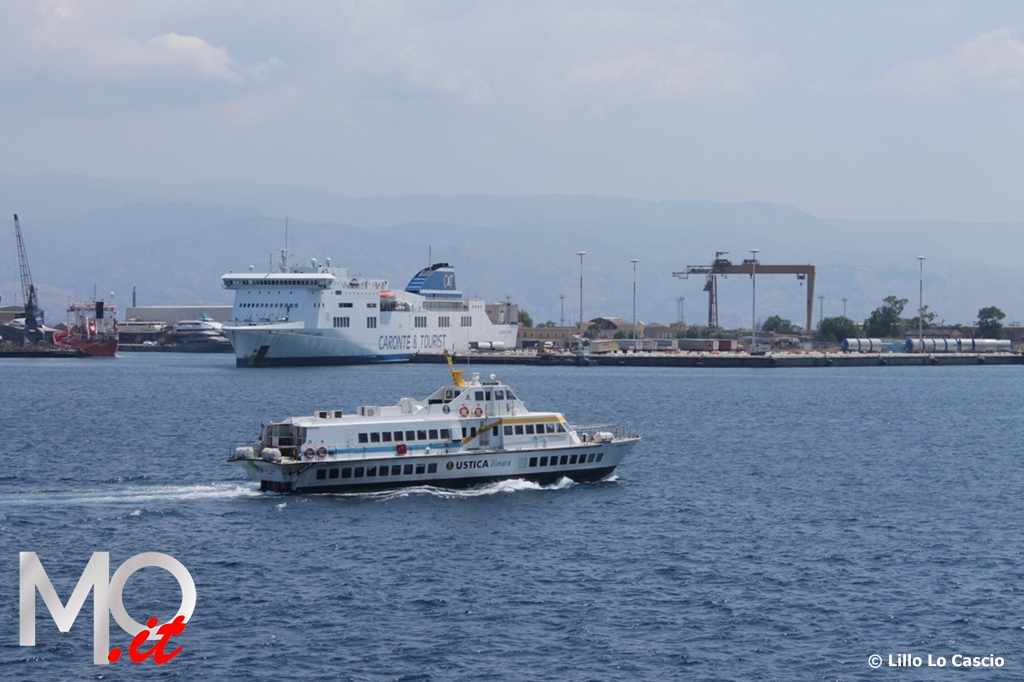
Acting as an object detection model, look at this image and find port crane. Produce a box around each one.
[673,252,816,333]
[13,214,43,344]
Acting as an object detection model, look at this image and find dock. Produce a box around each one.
[0,346,83,359]
[413,351,1024,368]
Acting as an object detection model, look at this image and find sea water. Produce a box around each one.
[1,354,1023,680]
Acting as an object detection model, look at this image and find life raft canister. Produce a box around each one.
[473,406,483,417]
[317,446,328,458]
[458,405,469,418]
[304,447,315,459]
[396,443,407,455]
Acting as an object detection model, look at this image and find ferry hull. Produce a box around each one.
[231,439,637,494]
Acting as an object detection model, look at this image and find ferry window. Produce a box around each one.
[392,465,401,475]
[367,317,377,328]
[428,463,437,473]
[378,466,387,476]
[415,316,427,328]
[403,464,413,475]
[587,453,596,463]
[428,429,438,440]
[382,432,392,442]
[370,433,380,443]
[358,433,368,443]
[417,430,427,440]
[570,455,578,464]
[596,453,604,462]
[440,429,451,439]
[505,390,517,399]
[492,426,498,436]
[539,456,548,466]
[514,425,524,435]
[494,390,504,400]
[406,430,415,441]
[439,316,449,327]
[474,391,484,401]
[461,316,472,327]
[394,431,404,441]
[461,427,468,438]
[470,427,477,437]
[546,424,555,434]
[367,467,376,476]
[415,464,425,474]
[485,391,491,401]
[354,467,364,478]
[338,302,352,307]
[367,303,377,308]
[556,423,565,433]
[503,425,513,435]
[525,425,535,435]
[529,457,538,467]
[549,457,558,467]
[342,468,352,478]
[329,468,339,479]
[560,455,569,465]
[316,469,326,480]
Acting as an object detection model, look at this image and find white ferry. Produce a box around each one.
[221,250,518,367]
[229,358,640,493]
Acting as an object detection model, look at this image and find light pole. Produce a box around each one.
[677,297,685,325]
[842,298,848,318]
[819,295,824,327]
[630,259,639,343]
[750,249,759,349]
[559,294,565,327]
[917,256,926,347]
[577,251,586,353]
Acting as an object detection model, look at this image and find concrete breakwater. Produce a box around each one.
[413,351,1024,368]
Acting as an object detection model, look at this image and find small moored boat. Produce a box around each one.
[229,354,640,493]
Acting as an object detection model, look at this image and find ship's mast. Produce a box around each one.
[279,217,290,273]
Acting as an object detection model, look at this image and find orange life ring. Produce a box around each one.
[458,405,469,417]
[304,447,315,459]
[473,406,483,417]
[317,446,328,458]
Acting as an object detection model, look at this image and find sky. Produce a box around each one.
[2,1,1024,222]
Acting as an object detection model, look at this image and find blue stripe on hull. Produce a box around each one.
[236,353,414,367]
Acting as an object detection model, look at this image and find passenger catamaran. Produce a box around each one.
[229,354,640,493]
[221,249,518,367]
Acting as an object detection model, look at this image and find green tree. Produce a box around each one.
[517,309,533,327]
[762,315,796,333]
[537,320,556,328]
[677,325,709,339]
[977,306,1006,339]
[818,316,862,342]
[863,296,908,338]
[905,304,937,332]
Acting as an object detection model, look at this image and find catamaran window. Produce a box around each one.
[415,464,425,474]
[525,424,535,435]
[403,464,413,475]
[474,391,484,401]
[560,455,569,465]
[342,468,352,478]
[529,457,538,467]
[354,467,364,478]
[379,466,388,477]
[549,457,558,467]
[392,465,401,475]
[358,433,368,443]
[440,429,451,439]
[394,431,404,441]
[494,390,504,400]
[417,430,427,440]
[515,425,524,435]
[485,391,492,401]
[596,453,604,462]
[504,426,513,436]
[406,430,415,441]
[492,426,498,436]
[570,455,578,464]
[470,427,477,437]
[556,423,566,433]
[461,427,468,438]
[367,467,376,477]
[370,433,380,443]
[428,463,437,473]
[382,432,392,442]
[539,456,548,466]
[505,390,517,399]
[316,469,326,480]
[587,453,596,463]
[329,469,339,479]
[428,429,438,439]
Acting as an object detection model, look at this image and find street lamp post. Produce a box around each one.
[559,294,565,327]
[842,298,848,318]
[819,295,825,327]
[917,256,926,348]
[577,251,586,353]
[677,297,685,326]
[749,249,759,349]
[631,259,639,343]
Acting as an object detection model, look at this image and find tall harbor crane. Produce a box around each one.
[13,214,43,344]
[673,252,816,332]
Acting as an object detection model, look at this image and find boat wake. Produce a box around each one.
[0,482,262,507]
[327,475,614,502]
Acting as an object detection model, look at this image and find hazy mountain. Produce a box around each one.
[1,173,1021,330]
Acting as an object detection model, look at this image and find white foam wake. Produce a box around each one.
[0,482,261,507]
[333,476,580,501]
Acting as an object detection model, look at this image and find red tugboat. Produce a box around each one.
[53,300,118,357]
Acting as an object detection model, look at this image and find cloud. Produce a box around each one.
[874,27,1024,93]
[90,33,240,81]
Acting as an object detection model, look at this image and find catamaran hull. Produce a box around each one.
[231,439,637,493]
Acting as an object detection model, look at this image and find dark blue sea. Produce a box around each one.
[2,354,1023,681]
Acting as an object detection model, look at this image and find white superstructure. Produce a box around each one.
[229,363,640,493]
[221,250,518,367]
